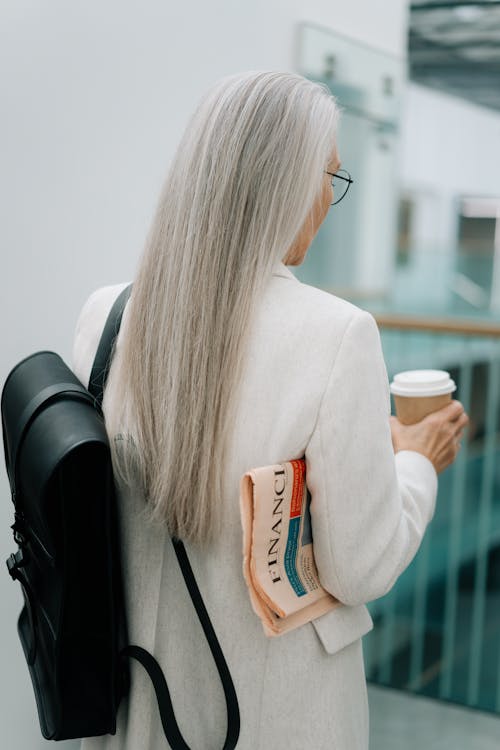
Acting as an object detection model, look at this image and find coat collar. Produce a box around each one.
[272,262,297,281]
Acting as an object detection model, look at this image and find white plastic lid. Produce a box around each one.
[390,369,456,398]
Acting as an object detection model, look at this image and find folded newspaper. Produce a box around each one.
[240,458,340,637]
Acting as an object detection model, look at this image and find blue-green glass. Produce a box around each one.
[364,332,500,715]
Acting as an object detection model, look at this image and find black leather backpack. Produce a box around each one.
[2,285,240,748]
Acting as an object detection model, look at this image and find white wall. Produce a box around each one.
[401,82,500,198]
[400,81,500,253]
[396,82,500,311]
[0,1,408,747]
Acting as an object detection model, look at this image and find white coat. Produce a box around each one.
[73,262,437,750]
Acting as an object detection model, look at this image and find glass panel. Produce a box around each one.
[365,331,500,714]
[294,23,404,296]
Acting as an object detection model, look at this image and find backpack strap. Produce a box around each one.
[88,284,133,410]
[88,284,240,750]
[122,539,240,750]
[170,537,240,750]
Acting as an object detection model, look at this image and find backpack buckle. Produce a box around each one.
[6,549,26,580]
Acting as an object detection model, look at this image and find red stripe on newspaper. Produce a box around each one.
[289,459,305,518]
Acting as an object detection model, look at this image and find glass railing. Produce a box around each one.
[382,249,500,320]
[362,319,500,715]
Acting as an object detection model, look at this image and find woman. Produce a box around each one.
[73,71,468,750]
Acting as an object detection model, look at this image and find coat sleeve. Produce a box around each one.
[305,309,438,607]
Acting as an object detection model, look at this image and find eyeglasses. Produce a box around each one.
[324,169,353,206]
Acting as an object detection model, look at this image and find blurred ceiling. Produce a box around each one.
[409,1,500,111]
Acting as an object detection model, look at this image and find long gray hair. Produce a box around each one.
[106,71,338,545]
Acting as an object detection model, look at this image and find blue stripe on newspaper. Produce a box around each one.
[284,517,307,597]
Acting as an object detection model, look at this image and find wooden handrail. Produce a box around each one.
[373,312,500,338]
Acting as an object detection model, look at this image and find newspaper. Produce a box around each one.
[240,458,340,637]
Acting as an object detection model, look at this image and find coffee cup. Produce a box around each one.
[390,370,456,425]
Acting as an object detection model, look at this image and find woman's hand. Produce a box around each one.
[390,400,470,475]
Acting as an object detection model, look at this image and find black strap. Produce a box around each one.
[121,645,191,750]
[171,538,240,750]
[123,541,241,750]
[122,544,240,750]
[89,284,240,750]
[88,284,133,410]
